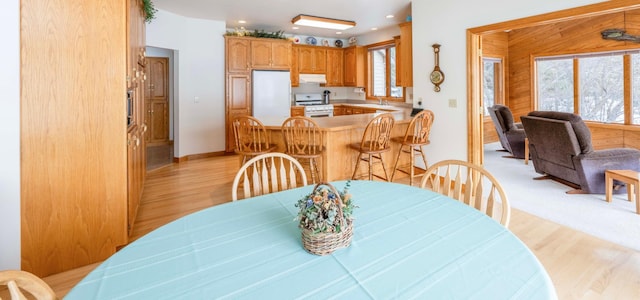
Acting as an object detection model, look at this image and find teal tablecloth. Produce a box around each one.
[65,181,556,299]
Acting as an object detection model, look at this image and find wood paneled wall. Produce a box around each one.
[507,9,640,150]
[482,32,509,144]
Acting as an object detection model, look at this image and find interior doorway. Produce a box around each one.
[466,1,639,165]
[145,47,176,171]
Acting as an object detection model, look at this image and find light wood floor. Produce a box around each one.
[31,155,640,299]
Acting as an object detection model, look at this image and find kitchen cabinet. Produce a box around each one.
[333,106,345,116]
[291,46,299,87]
[397,21,413,87]
[291,106,304,117]
[226,37,251,73]
[21,0,146,277]
[325,48,344,86]
[343,46,366,87]
[225,73,252,152]
[297,45,326,74]
[251,39,291,70]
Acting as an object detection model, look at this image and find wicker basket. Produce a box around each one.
[300,182,353,256]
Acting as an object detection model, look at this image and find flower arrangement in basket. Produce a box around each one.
[295,181,356,255]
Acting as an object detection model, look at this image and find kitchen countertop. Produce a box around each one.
[262,105,412,132]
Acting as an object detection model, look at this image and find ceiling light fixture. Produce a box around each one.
[291,14,355,31]
[238,20,246,24]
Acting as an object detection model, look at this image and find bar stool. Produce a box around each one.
[232,115,277,164]
[391,110,434,186]
[350,113,395,181]
[281,116,324,183]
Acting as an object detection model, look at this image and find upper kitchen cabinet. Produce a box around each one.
[343,46,366,87]
[226,37,251,73]
[291,46,299,87]
[297,45,327,74]
[397,21,413,87]
[251,39,292,70]
[325,48,344,86]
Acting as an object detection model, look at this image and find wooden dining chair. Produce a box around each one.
[420,159,511,227]
[350,113,395,181]
[232,152,308,201]
[0,270,57,300]
[390,110,434,186]
[281,116,324,183]
[232,116,277,164]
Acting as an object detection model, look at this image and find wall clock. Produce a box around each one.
[430,44,444,92]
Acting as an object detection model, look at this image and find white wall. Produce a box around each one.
[0,0,20,270]
[146,10,226,157]
[412,0,606,164]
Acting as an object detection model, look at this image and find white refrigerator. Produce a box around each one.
[252,70,292,119]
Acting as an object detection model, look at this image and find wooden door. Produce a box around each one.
[145,57,169,145]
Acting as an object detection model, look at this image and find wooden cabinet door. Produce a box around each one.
[312,48,327,74]
[291,46,299,86]
[344,46,365,87]
[333,106,345,116]
[251,40,291,70]
[290,106,304,117]
[326,48,343,86]
[226,73,251,152]
[398,22,413,87]
[226,37,250,73]
[298,46,326,74]
[251,40,272,69]
[145,57,169,145]
[271,41,291,69]
[298,46,315,73]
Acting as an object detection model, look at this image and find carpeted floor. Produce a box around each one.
[147,144,174,171]
[483,142,640,251]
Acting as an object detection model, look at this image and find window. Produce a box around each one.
[535,50,639,124]
[536,57,574,113]
[368,42,403,100]
[633,53,640,124]
[483,58,503,116]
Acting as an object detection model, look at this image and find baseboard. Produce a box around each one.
[173,151,229,163]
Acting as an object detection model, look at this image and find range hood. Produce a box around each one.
[299,74,327,84]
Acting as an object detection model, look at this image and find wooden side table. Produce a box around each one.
[605,169,640,214]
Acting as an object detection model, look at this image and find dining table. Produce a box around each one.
[65,180,557,299]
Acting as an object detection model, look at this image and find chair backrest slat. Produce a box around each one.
[420,159,511,227]
[232,153,309,201]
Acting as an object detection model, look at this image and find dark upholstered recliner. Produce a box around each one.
[488,105,527,159]
[520,111,640,194]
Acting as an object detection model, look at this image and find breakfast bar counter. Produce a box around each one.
[259,108,413,181]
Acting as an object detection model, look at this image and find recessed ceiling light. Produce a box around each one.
[238,20,246,24]
[371,27,378,31]
[386,15,394,19]
[292,26,299,30]
[336,32,342,35]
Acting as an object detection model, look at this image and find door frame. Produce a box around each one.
[466,0,640,165]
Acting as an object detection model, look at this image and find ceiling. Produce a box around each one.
[152,0,412,39]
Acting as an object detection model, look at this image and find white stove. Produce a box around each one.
[295,93,334,117]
